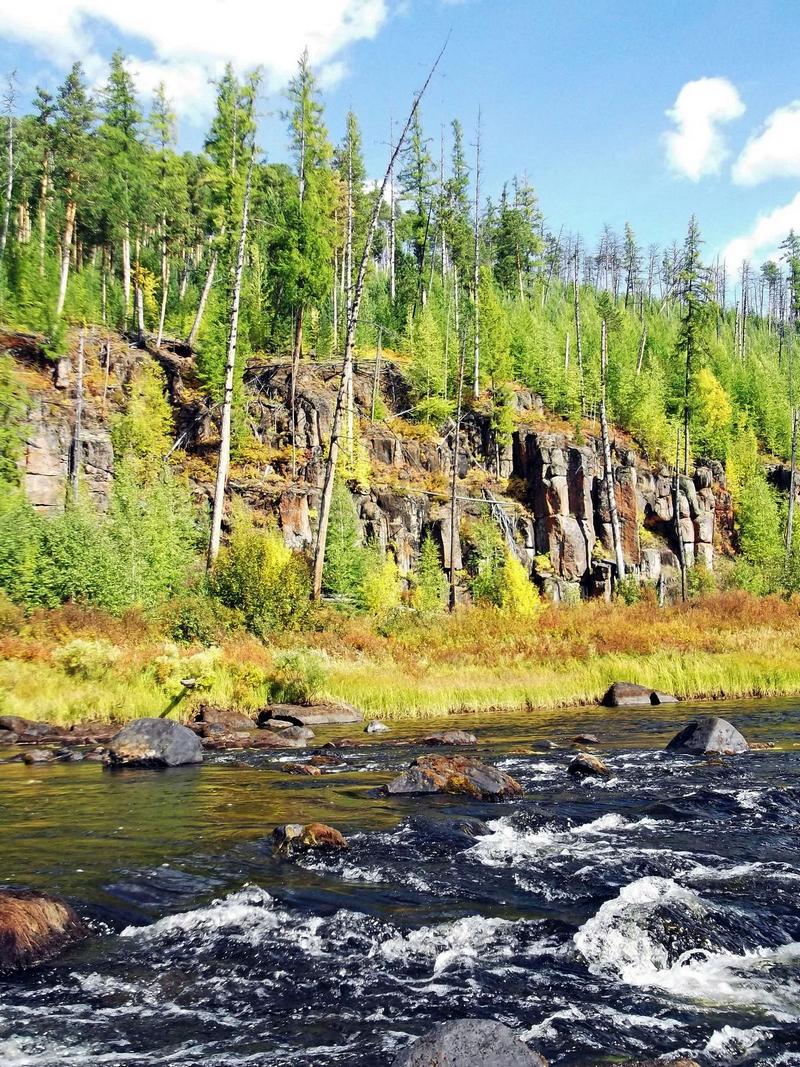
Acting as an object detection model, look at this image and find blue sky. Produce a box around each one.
[1,0,799,269]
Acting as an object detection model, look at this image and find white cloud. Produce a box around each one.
[664,76,745,181]
[0,0,389,117]
[732,101,800,185]
[722,191,800,269]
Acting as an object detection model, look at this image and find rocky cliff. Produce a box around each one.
[3,329,736,602]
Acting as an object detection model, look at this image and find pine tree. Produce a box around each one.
[676,216,714,472]
[53,63,94,316]
[323,478,366,600]
[412,532,448,612]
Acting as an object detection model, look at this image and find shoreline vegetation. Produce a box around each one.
[2,589,800,726]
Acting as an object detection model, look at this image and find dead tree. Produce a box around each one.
[472,112,481,398]
[311,44,447,600]
[600,320,625,580]
[206,152,254,568]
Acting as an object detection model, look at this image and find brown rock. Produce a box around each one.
[194,705,256,732]
[571,734,600,745]
[272,822,348,855]
[568,752,611,778]
[385,754,524,801]
[21,749,57,764]
[0,890,87,973]
[259,703,362,727]
[0,716,55,739]
[423,730,478,746]
[284,763,322,777]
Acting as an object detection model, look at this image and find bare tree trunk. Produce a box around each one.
[156,222,169,348]
[311,45,446,600]
[332,246,339,356]
[101,333,111,413]
[56,195,76,316]
[472,112,481,398]
[122,222,132,326]
[600,320,625,581]
[371,327,382,421]
[449,333,467,611]
[134,236,145,341]
[674,428,687,602]
[290,306,304,478]
[38,167,49,276]
[188,250,217,347]
[0,105,14,266]
[573,247,585,413]
[635,324,648,376]
[564,331,570,372]
[787,407,798,558]
[71,328,84,502]
[207,156,253,569]
[389,117,396,304]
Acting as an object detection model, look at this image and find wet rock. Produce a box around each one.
[602,681,678,707]
[393,1019,547,1067]
[281,725,315,742]
[384,754,524,802]
[571,734,600,745]
[261,718,293,730]
[272,822,348,856]
[66,722,117,744]
[284,763,322,777]
[749,741,775,751]
[248,730,307,749]
[260,703,362,727]
[423,730,478,746]
[622,1061,700,1067]
[307,753,339,767]
[531,739,558,751]
[21,748,57,764]
[365,719,390,734]
[104,718,204,768]
[666,716,749,755]
[194,705,256,732]
[0,890,87,973]
[0,715,56,739]
[568,752,611,778]
[0,730,18,745]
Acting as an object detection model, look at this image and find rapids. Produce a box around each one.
[0,698,798,1066]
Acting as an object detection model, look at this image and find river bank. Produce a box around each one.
[2,590,800,725]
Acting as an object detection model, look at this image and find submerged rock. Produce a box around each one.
[0,730,18,745]
[272,822,348,856]
[104,718,203,768]
[571,733,600,745]
[281,725,315,741]
[568,752,611,778]
[0,715,61,742]
[283,763,322,777]
[423,730,478,746]
[0,890,87,973]
[531,739,558,751]
[20,748,57,764]
[666,716,749,755]
[365,719,390,734]
[393,1019,547,1067]
[602,682,678,707]
[259,703,362,727]
[384,754,523,801]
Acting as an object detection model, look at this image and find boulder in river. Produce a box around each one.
[104,718,203,768]
[392,1019,547,1066]
[365,719,390,734]
[0,715,59,741]
[666,716,749,755]
[280,724,315,742]
[0,889,87,973]
[284,763,322,777]
[20,748,57,764]
[272,822,348,856]
[260,703,362,727]
[571,733,600,745]
[384,754,523,801]
[568,752,611,778]
[423,730,477,746]
[0,730,18,745]
[602,682,678,707]
[194,705,256,732]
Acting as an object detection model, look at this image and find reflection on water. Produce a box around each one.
[0,698,798,1066]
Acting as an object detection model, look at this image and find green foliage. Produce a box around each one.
[52,637,121,679]
[614,574,642,605]
[111,358,173,461]
[412,532,448,613]
[0,356,27,485]
[210,508,310,636]
[466,513,507,606]
[323,479,366,601]
[362,544,403,619]
[163,592,242,645]
[268,649,327,705]
[687,561,716,599]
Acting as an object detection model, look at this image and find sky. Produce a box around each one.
[1,0,799,272]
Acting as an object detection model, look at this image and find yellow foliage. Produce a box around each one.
[500,554,542,618]
[362,554,403,618]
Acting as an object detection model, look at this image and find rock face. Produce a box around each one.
[393,1019,547,1067]
[602,682,678,707]
[385,755,523,801]
[0,890,87,973]
[260,703,362,727]
[568,752,611,778]
[272,822,348,856]
[666,717,749,755]
[104,718,204,768]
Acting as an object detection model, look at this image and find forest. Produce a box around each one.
[1,49,800,671]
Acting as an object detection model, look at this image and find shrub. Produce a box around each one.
[687,561,716,599]
[268,649,327,705]
[210,508,310,636]
[465,514,506,607]
[614,574,642,606]
[52,638,121,680]
[499,555,542,617]
[362,546,403,618]
[163,593,243,644]
[152,644,222,694]
[323,480,366,603]
[412,533,448,614]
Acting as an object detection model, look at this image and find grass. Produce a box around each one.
[2,590,800,726]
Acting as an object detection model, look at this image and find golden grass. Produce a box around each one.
[2,591,800,724]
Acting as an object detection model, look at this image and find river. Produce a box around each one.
[0,698,798,1066]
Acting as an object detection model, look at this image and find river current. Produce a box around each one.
[0,698,798,1067]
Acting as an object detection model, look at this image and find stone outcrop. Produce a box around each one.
[666,717,749,755]
[568,752,611,778]
[272,822,348,855]
[384,754,524,801]
[104,718,204,768]
[260,704,362,726]
[602,682,679,707]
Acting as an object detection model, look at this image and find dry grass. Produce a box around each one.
[2,591,800,724]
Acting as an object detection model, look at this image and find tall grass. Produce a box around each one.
[2,592,800,724]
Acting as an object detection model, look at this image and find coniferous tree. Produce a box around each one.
[53,63,94,316]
